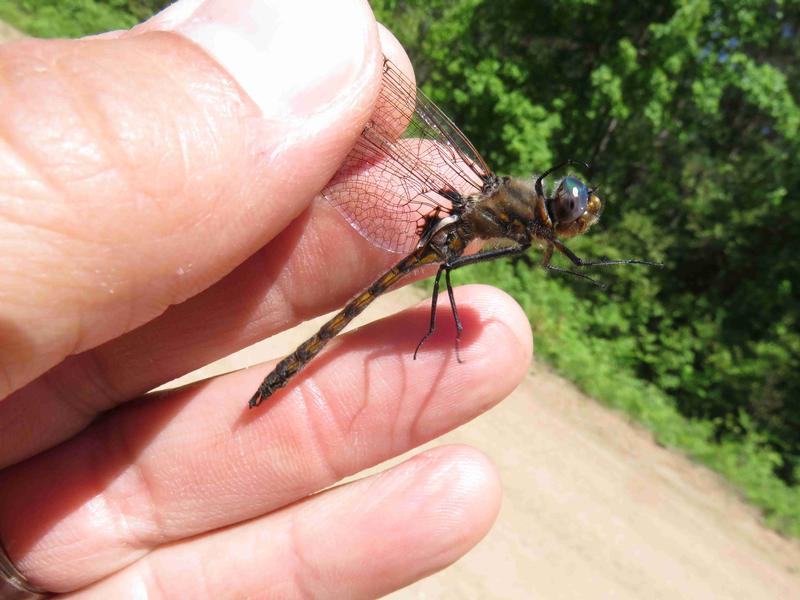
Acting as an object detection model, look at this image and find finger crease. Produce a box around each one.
[106,416,169,550]
[51,52,137,202]
[0,118,69,203]
[287,512,317,599]
[297,382,346,484]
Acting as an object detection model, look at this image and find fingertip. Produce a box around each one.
[460,284,534,367]
[295,444,501,597]
[349,444,502,592]
[422,284,533,398]
[413,444,503,548]
[377,23,415,85]
[141,0,383,126]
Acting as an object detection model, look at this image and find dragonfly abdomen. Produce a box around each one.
[248,248,437,408]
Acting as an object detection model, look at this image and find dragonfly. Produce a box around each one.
[248,57,657,408]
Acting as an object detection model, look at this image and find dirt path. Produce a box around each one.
[0,21,24,42]
[177,286,800,599]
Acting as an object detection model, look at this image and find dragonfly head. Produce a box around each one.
[549,176,604,239]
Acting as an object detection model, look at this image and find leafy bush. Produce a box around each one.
[0,0,169,38]
[373,0,800,534]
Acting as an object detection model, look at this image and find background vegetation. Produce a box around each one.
[2,0,798,536]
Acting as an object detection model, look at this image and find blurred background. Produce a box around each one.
[1,0,797,543]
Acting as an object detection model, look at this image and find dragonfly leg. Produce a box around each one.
[553,239,662,268]
[414,265,465,362]
[444,267,464,363]
[545,264,608,288]
[541,241,605,287]
[414,244,532,363]
[446,244,532,269]
[423,244,533,360]
[414,264,445,359]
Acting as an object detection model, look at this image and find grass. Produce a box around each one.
[0,1,137,39]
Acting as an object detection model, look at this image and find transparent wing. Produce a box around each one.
[323,58,495,253]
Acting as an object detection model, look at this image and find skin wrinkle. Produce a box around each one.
[73,345,131,413]
[143,42,220,224]
[142,554,171,600]
[386,376,404,456]
[106,413,169,550]
[50,47,135,221]
[0,203,85,241]
[296,381,348,485]
[287,510,316,600]
[0,364,13,402]
[0,51,70,205]
[322,372,369,469]
[67,290,88,359]
[34,361,99,423]
[285,216,329,306]
[338,365,373,444]
[190,549,213,600]
[267,257,306,332]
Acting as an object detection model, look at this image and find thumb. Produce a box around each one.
[0,0,382,396]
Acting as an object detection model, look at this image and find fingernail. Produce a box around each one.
[143,0,374,120]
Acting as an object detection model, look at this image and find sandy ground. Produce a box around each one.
[173,286,800,599]
[0,21,24,42]
[4,21,799,599]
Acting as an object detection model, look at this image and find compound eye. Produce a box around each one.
[553,176,589,223]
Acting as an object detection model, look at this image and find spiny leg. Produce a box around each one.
[421,244,532,360]
[553,239,662,268]
[414,264,445,359]
[541,242,607,288]
[444,267,464,363]
[414,245,532,360]
[414,244,533,363]
[545,264,608,288]
[414,265,464,361]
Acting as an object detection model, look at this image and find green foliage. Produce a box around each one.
[373,0,800,534]
[0,0,169,37]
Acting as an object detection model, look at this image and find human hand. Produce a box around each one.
[0,0,532,596]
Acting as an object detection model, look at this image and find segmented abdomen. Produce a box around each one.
[248,248,437,408]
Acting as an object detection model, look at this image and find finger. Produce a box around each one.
[0,200,397,468]
[71,446,501,599]
[0,0,382,397]
[0,29,426,468]
[0,22,469,467]
[0,286,531,590]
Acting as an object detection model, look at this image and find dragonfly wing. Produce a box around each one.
[323,58,495,254]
